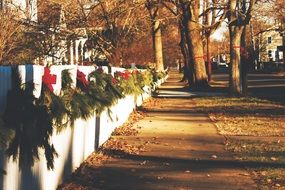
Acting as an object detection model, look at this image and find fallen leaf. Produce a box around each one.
[240,173,250,176]
[211,155,218,159]
[157,176,163,180]
[260,171,267,176]
[140,161,147,165]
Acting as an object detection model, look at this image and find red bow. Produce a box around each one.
[96,68,104,73]
[115,71,131,80]
[77,70,89,90]
[111,76,118,85]
[42,67,57,92]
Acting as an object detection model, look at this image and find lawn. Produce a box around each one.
[193,97,285,189]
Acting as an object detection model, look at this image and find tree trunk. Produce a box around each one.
[204,0,212,82]
[179,16,194,85]
[187,20,209,89]
[241,26,248,96]
[206,35,212,81]
[185,0,209,89]
[152,19,164,71]
[229,25,243,95]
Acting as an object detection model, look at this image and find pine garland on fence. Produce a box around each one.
[0,66,165,171]
[3,68,57,170]
[88,68,123,114]
[0,124,14,151]
[61,69,94,127]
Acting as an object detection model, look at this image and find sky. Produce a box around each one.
[211,22,227,41]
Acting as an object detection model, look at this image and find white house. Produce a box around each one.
[257,26,284,65]
[1,0,93,66]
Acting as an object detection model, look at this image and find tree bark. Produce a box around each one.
[152,18,164,71]
[228,0,253,96]
[187,18,209,89]
[229,25,243,95]
[206,35,212,81]
[178,0,208,89]
[204,0,212,82]
[241,26,248,96]
[179,15,194,85]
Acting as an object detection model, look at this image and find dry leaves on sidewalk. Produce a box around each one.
[101,138,146,157]
[112,111,146,136]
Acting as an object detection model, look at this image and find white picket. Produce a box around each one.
[0,65,154,190]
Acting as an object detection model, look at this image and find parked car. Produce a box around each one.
[218,61,228,68]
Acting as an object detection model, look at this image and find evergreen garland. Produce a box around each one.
[2,68,57,170]
[61,69,94,127]
[149,68,167,83]
[88,68,123,114]
[0,123,14,150]
[114,70,154,97]
[132,70,153,92]
[38,85,68,132]
[114,70,138,95]
[0,66,164,171]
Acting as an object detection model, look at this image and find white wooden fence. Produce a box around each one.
[0,65,164,190]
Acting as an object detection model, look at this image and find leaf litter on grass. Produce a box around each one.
[192,97,285,190]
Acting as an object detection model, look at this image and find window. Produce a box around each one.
[268,50,272,58]
[268,36,272,44]
[275,50,280,61]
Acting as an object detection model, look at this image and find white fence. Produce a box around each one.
[0,65,165,190]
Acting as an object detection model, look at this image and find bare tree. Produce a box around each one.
[162,0,225,88]
[146,0,165,71]
[228,0,255,95]
[0,9,26,65]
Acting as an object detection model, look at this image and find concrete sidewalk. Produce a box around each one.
[66,71,257,190]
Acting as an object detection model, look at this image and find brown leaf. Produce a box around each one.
[140,161,147,165]
[211,155,217,159]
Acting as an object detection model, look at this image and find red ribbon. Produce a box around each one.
[111,76,118,85]
[115,71,131,80]
[96,68,104,73]
[233,45,249,59]
[194,56,205,60]
[77,70,89,89]
[42,67,57,92]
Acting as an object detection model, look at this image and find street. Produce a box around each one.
[211,68,285,103]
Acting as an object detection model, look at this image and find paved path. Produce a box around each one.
[69,70,257,190]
